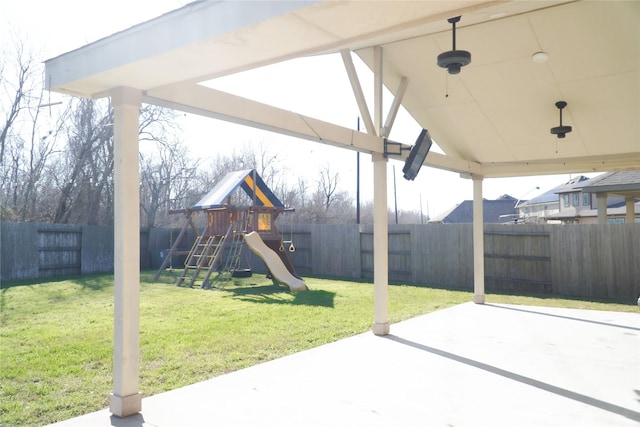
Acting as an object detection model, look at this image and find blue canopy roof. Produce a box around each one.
[192,169,284,210]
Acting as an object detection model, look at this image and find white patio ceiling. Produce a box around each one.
[45,0,640,178]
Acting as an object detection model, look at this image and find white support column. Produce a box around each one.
[372,46,389,336]
[372,152,389,335]
[596,193,608,225]
[109,87,142,418]
[472,175,485,304]
[625,197,635,224]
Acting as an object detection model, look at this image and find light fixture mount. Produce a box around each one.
[550,101,572,138]
[437,16,472,75]
[532,51,548,63]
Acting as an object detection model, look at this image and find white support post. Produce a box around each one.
[596,193,608,225]
[372,46,389,336]
[472,175,485,304]
[372,152,389,335]
[625,197,635,224]
[109,87,142,418]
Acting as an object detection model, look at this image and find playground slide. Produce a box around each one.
[244,232,308,292]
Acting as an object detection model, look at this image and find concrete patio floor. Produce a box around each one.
[51,302,640,427]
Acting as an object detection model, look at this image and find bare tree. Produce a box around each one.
[45,99,180,225]
[0,39,37,164]
[50,99,114,223]
[253,140,281,187]
[285,164,355,224]
[17,87,69,221]
[140,137,199,227]
[139,104,181,146]
[318,165,340,212]
[275,176,304,210]
[0,38,64,222]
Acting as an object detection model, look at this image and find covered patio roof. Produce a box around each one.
[45,0,640,176]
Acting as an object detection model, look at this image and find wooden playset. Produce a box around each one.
[154,169,305,291]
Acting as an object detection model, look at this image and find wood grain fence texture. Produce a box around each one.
[550,224,640,300]
[37,226,82,277]
[283,223,638,300]
[2,222,638,301]
[483,225,552,293]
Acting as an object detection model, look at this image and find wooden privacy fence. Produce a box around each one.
[2,222,638,301]
[483,227,552,293]
[1,223,114,281]
[268,223,639,301]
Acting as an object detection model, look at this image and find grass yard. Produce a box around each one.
[0,272,636,426]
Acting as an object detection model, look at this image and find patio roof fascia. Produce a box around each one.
[44,0,323,96]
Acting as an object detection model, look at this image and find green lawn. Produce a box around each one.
[0,272,635,426]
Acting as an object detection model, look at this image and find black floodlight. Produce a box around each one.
[550,101,572,138]
[402,129,433,181]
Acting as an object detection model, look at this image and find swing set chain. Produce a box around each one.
[279,213,296,252]
[288,213,295,252]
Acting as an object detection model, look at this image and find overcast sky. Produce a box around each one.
[2,0,592,218]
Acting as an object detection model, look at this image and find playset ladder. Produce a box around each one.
[176,232,225,288]
[205,211,250,289]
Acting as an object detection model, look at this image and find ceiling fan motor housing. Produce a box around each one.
[550,125,572,138]
[437,50,472,74]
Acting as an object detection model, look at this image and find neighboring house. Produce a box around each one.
[519,171,640,224]
[434,171,640,225]
[517,175,589,224]
[429,194,521,224]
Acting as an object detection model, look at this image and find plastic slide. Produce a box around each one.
[244,232,308,292]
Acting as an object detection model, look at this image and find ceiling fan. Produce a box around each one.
[437,16,472,75]
[550,101,572,138]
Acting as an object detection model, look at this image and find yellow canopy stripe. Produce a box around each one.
[244,175,274,207]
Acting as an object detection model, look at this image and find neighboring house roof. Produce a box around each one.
[192,169,284,210]
[519,175,589,206]
[552,175,591,194]
[520,189,559,206]
[430,197,519,224]
[579,170,640,199]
